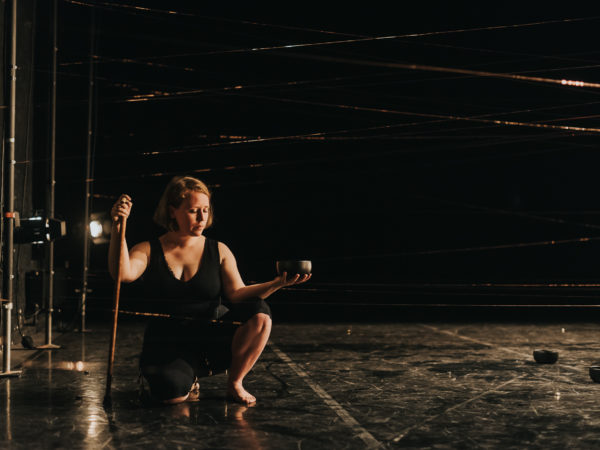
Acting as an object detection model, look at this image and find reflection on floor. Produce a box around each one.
[3,320,600,448]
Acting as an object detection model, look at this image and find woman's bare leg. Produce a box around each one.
[227,313,272,405]
[162,394,189,404]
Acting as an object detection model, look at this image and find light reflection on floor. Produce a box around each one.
[22,359,99,372]
[3,321,600,447]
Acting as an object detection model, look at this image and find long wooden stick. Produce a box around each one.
[103,216,127,406]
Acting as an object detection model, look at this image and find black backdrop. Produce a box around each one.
[11,1,600,323]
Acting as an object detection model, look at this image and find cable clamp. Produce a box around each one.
[4,211,19,226]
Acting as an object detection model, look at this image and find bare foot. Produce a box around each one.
[227,382,256,405]
[186,381,200,402]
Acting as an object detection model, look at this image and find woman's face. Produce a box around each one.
[169,192,210,236]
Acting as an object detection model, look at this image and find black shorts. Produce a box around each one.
[139,297,271,401]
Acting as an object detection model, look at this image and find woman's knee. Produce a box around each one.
[247,313,272,333]
[141,365,194,402]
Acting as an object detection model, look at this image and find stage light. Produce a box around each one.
[89,212,112,244]
[90,220,103,238]
[14,212,66,244]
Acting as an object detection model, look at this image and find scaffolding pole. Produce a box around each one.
[1,0,22,377]
[80,9,95,333]
[39,0,60,350]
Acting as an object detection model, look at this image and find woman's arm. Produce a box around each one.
[219,242,310,302]
[107,194,150,283]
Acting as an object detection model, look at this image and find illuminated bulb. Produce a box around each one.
[90,220,103,238]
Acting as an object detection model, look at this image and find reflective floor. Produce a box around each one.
[3,320,600,448]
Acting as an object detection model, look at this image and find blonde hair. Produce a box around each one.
[153,176,213,231]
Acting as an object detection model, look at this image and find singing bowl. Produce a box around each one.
[276,260,312,277]
[589,366,600,383]
[533,349,558,364]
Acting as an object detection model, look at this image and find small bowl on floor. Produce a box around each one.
[533,350,558,364]
[589,366,600,383]
[276,260,312,278]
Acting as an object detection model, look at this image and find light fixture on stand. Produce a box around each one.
[14,213,66,245]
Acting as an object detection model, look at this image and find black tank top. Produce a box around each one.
[142,237,222,317]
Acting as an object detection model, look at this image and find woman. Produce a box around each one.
[108,176,310,405]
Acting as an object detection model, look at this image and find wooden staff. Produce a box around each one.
[103,215,127,407]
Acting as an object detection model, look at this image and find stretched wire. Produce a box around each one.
[229,92,600,133]
[216,133,555,141]
[57,43,600,80]
[76,296,600,308]
[267,52,600,90]
[55,40,600,102]
[53,130,596,188]
[59,3,600,60]
[118,74,389,104]
[21,107,533,164]
[305,282,600,288]
[114,64,600,103]
[314,236,600,262]
[62,0,361,45]
[2,119,520,165]
[70,139,578,191]
[73,291,600,307]
[412,194,600,233]
[9,115,590,168]
[65,282,600,296]
[402,40,600,66]
[124,98,600,156]
[423,139,600,167]
[51,52,600,119]
[282,287,600,297]
[126,106,600,160]
[60,54,199,72]
[56,133,579,185]
[70,33,600,103]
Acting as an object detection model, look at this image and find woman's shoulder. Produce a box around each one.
[216,240,234,262]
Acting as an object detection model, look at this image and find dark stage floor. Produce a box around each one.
[3,319,600,448]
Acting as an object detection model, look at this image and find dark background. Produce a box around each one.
[5,1,600,325]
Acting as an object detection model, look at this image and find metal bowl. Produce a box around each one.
[590,366,600,383]
[533,349,558,364]
[276,260,312,277]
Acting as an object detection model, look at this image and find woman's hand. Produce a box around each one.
[111,194,133,223]
[273,272,312,288]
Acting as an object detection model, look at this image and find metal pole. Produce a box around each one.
[80,10,95,333]
[39,0,60,349]
[1,0,22,377]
